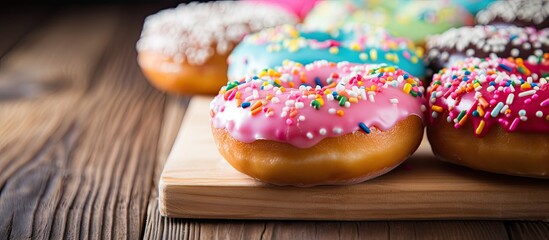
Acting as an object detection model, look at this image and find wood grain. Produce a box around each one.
[159,97,549,221]
[0,5,168,239]
[0,5,50,57]
[506,221,549,240]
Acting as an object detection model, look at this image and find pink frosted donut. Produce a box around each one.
[427,56,549,178]
[210,60,426,186]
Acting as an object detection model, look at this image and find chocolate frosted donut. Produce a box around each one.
[426,26,549,75]
[476,0,549,29]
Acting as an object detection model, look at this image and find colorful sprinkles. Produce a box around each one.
[428,56,549,137]
[211,60,426,148]
[228,24,426,80]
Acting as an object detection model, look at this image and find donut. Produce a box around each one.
[426,26,549,76]
[476,0,549,29]
[427,57,549,178]
[136,1,298,95]
[210,60,426,186]
[228,24,426,82]
[244,0,319,20]
[302,0,474,44]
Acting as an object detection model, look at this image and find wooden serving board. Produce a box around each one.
[159,96,549,220]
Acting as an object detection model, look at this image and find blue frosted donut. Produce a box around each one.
[228,24,426,80]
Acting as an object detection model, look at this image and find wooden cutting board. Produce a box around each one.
[159,96,549,220]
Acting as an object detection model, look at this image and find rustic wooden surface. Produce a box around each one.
[159,97,549,221]
[0,4,548,240]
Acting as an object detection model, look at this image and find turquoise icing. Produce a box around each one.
[228,24,426,80]
[451,0,495,14]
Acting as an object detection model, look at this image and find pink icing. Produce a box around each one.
[244,0,319,20]
[211,60,426,148]
[428,57,549,136]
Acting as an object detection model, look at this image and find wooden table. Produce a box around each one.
[0,4,547,240]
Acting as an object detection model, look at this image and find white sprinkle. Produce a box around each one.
[319,128,327,135]
[252,90,259,99]
[306,132,314,139]
[344,101,351,108]
[536,111,543,118]
[506,94,514,105]
[390,98,399,104]
[295,102,304,109]
[520,116,528,121]
[421,105,427,112]
[511,48,519,57]
[368,94,375,103]
[518,90,536,97]
[285,100,295,107]
[328,108,336,114]
[528,55,538,64]
[495,75,503,83]
[466,49,475,57]
[333,127,343,134]
[487,86,496,92]
[479,75,487,83]
[298,115,305,121]
[474,91,483,99]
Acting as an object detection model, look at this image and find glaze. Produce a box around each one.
[228,24,426,81]
[212,60,425,148]
[136,1,298,65]
[428,56,549,137]
[451,0,495,14]
[426,26,549,73]
[303,0,474,44]
[476,0,549,29]
[244,0,319,20]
